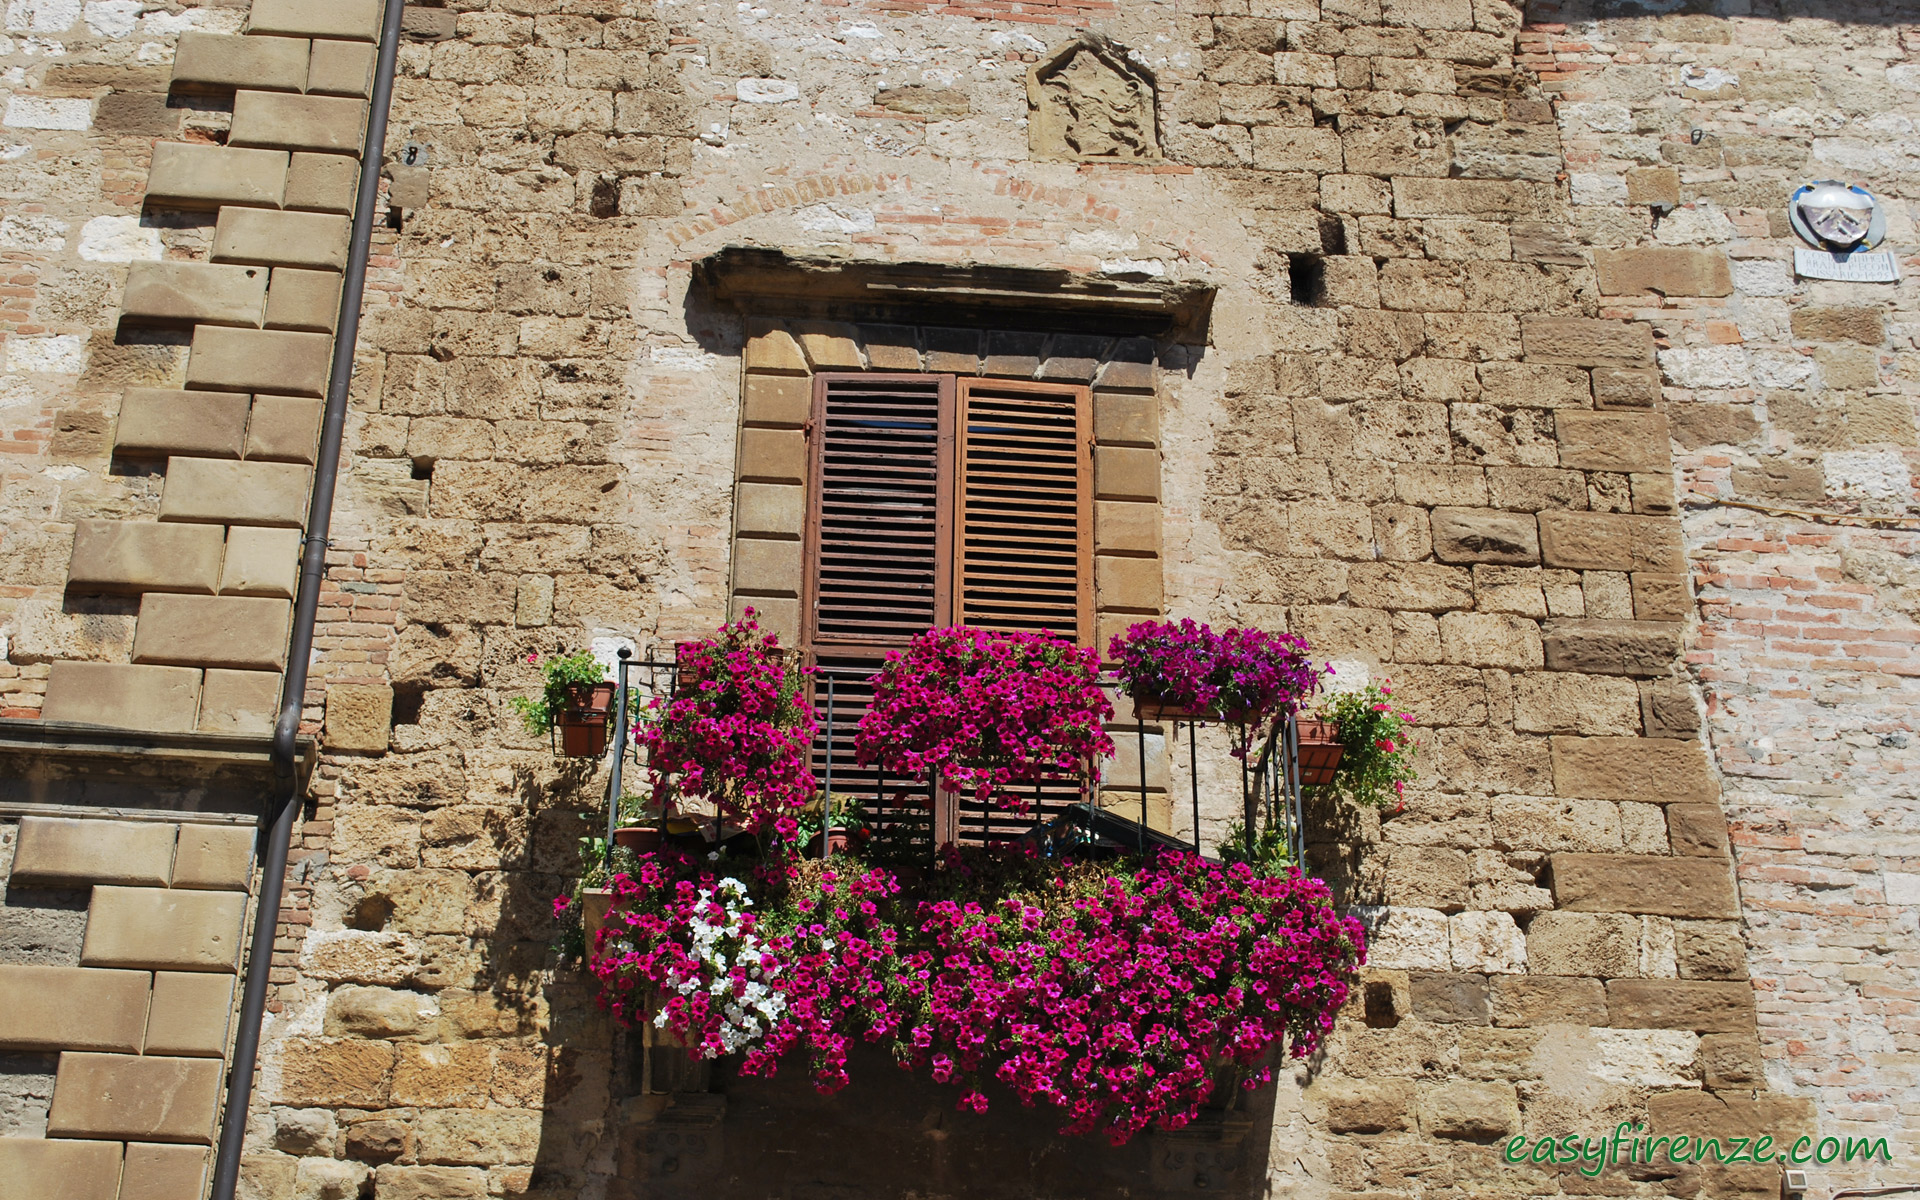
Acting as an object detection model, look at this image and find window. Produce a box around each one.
[801,372,1094,843]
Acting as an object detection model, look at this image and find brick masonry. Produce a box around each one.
[0,0,1911,1199]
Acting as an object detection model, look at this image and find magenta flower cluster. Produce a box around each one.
[855,628,1116,806]
[637,612,816,839]
[1109,619,1324,731]
[588,850,1365,1145]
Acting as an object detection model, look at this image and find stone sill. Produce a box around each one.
[0,718,317,816]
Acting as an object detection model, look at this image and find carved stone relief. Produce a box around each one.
[1026,36,1160,163]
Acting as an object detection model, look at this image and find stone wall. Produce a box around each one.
[0,0,1912,1199]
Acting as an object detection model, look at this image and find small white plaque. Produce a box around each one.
[1794,247,1900,282]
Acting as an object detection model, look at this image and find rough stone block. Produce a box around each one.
[1520,316,1654,367]
[795,323,863,369]
[121,1143,210,1200]
[172,32,309,92]
[1552,736,1718,802]
[197,668,283,735]
[1431,508,1539,564]
[68,520,224,594]
[733,482,804,538]
[115,389,251,459]
[1094,446,1160,500]
[1790,306,1884,345]
[388,164,430,208]
[229,90,368,154]
[1606,979,1755,1033]
[158,458,313,526]
[741,374,808,426]
[1542,619,1683,677]
[732,537,803,597]
[122,262,269,328]
[284,151,359,213]
[0,965,151,1052]
[245,395,323,462]
[133,594,292,670]
[170,823,256,890]
[273,1037,397,1106]
[309,39,376,96]
[249,0,382,40]
[212,207,351,271]
[1409,972,1489,1024]
[1095,554,1162,613]
[326,684,393,752]
[1392,177,1546,218]
[1093,392,1158,445]
[185,326,333,397]
[1624,166,1680,207]
[1549,853,1741,919]
[1595,248,1732,297]
[0,1139,123,1200]
[1527,910,1639,976]
[82,886,247,972]
[1094,500,1160,555]
[1666,803,1730,857]
[1540,512,1679,573]
[736,428,805,483]
[264,268,342,332]
[48,1052,223,1143]
[1697,1033,1763,1088]
[373,1166,488,1200]
[1420,1080,1519,1139]
[743,323,807,373]
[1629,572,1689,622]
[145,142,288,209]
[1490,975,1607,1027]
[12,815,176,887]
[1316,1078,1414,1133]
[40,662,203,734]
[145,972,236,1057]
[1591,367,1660,409]
[1555,412,1671,474]
[220,526,301,598]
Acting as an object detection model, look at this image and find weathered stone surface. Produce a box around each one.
[159,458,313,526]
[1549,853,1741,919]
[298,930,420,986]
[1315,1077,1414,1133]
[123,261,268,328]
[48,1052,222,1142]
[1095,446,1161,500]
[81,887,246,972]
[67,520,224,595]
[1491,975,1608,1026]
[1431,507,1539,564]
[1591,366,1661,409]
[40,662,203,733]
[184,327,333,397]
[145,972,236,1057]
[371,1165,488,1200]
[220,526,302,599]
[271,1037,395,1107]
[121,1143,210,1200]
[115,389,251,460]
[212,207,352,271]
[1551,736,1718,802]
[0,1139,123,1200]
[145,142,289,209]
[1449,910,1527,973]
[229,91,369,154]
[1419,1080,1519,1139]
[1698,1032,1764,1088]
[197,668,282,735]
[1526,910,1639,977]
[309,39,377,97]
[1512,672,1643,735]
[1542,620,1683,677]
[132,594,292,671]
[264,268,343,332]
[1409,972,1489,1024]
[412,1108,542,1165]
[171,824,256,891]
[1520,317,1654,367]
[12,815,176,887]
[172,32,309,92]
[1554,412,1671,474]
[285,151,359,213]
[0,965,150,1052]
[1606,979,1756,1033]
[1666,803,1730,857]
[326,684,393,752]
[1790,306,1884,344]
[1677,920,1748,980]
[1595,248,1733,297]
[325,985,439,1040]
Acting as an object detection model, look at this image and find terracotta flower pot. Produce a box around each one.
[807,827,853,856]
[554,682,615,757]
[613,825,663,853]
[1132,688,1252,725]
[1294,718,1346,787]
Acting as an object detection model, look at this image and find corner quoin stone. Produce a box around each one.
[1549,853,1741,919]
[170,32,310,93]
[1552,735,1719,802]
[67,520,224,595]
[47,1052,224,1143]
[144,142,289,210]
[114,389,251,459]
[1605,979,1757,1033]
[132,594,293,671]
[81,886,247,972]
[39,662,204,734]
[197,668,284,735]
[11,815,176,886]
[0,965,152,1052]
[0,1139,124,1200]
[185,326,333,397]
[227,90,369,155]
[158,458,314,526]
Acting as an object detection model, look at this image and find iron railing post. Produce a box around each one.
[606,648,631,847]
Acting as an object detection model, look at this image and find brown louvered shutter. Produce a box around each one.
[955,378,1093,646]
[803,373,954,646]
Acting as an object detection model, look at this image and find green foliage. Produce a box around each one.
[617,789,663,825]
[509,649,609,735]
[1316,681,1419,809]
[1218,817,1295,873]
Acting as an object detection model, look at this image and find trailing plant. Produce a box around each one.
[508,649,608,735]
[1316,681,1419,809]
[1108,620,1324,747]
[637,612,816,840]
[587,846,1365,1145]
[855,627,1115,808]
[1217,816,1294,873]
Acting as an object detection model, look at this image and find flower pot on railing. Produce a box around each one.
[613,825,663,853]
[1133,689,1253,725]
[1294,717,1345,787]
[554,682,616,757]
[581,886,616,948]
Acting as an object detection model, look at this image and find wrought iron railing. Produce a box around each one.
[599,648,1311,865]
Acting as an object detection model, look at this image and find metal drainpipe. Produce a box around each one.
[208,0,407,1194]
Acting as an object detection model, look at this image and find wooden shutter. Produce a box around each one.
[954,379,1093,646]
[803,373,954,647]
